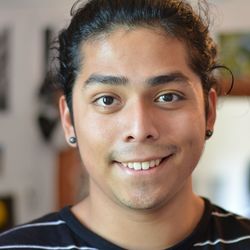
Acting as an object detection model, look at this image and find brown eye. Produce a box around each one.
[94,95,119,107]
[156,93,183,103]
[102,96,114,105]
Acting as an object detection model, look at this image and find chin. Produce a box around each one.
[115,191,171,211]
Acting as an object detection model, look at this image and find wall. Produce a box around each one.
[0,0,249,224]
[0,0,75,224]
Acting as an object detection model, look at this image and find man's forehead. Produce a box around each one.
[76,27,197,89]
[82,26,178,56]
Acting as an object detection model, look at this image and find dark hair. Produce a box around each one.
[56,0,220,115]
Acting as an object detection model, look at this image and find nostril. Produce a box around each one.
[127,135,135,142]
[125,134,156,142]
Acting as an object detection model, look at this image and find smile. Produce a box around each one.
[120,158,163,171]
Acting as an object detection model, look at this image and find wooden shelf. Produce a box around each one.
[220,78,250,96]
[57,148,89,209]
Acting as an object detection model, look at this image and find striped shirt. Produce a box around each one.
[0,198,249,249]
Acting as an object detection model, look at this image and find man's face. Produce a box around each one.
[60,28,216,211]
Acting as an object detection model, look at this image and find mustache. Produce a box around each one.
[109,144,179,162]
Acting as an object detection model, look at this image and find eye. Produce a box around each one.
[94,95,120,107]
[155,92,183,103]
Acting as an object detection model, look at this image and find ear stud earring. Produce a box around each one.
[69,136,77,144]
[205,130,213,140]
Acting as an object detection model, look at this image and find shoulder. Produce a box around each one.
[0,207,100,249]
[0,210,71,247]
[210,203,250,232]
[193,199,250,248]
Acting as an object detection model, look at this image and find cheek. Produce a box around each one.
[165,109,206,160]
[165,108,206,137]
[177,111,206,164]
[83,114,118,142]
[75,112,118,159]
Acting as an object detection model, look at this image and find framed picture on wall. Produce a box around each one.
[218,32,250,95]
[0,196,14,233]
[0,28,10,111]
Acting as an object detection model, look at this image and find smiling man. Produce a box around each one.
[0,0,250,249]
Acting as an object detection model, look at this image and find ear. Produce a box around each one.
[59,95,76,147]
[206,88,217,131]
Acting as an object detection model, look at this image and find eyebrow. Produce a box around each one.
[84,71,189,88]
[84,74,128,87]
[146,72,189,86]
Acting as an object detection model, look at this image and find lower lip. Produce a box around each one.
[115,155,173,175]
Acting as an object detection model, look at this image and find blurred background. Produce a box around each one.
[0,0,250,231]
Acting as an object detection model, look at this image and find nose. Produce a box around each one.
[122,101,160,143]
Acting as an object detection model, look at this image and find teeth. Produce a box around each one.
[150,160,155,168]
[142,162,150,170]
[128,163,134,169]
[122,159,162,171]
[134,163,142,171]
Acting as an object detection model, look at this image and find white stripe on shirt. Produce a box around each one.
[212,211,246,220]
[0,220,66,237]
[212,211,233,217]
[0,246,98,250]
[193,235,250,247]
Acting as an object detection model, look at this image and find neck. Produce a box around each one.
[72,179,204,250]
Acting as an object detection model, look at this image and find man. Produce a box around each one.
[0,0,250,249]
